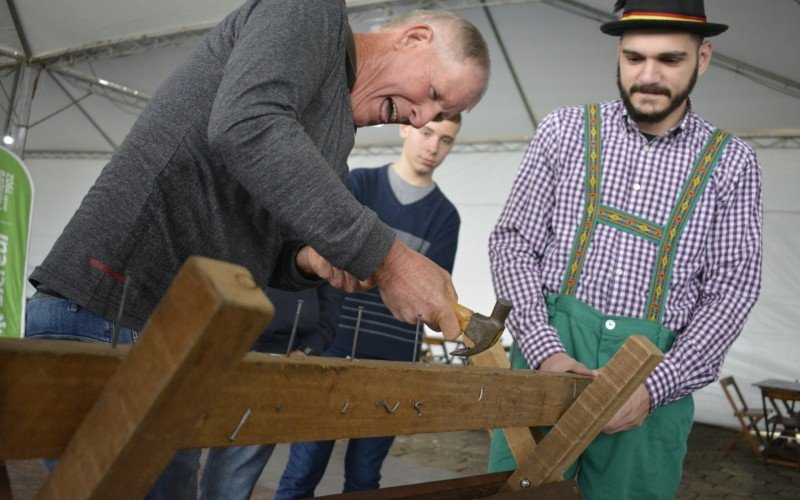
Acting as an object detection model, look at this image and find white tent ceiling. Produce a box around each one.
[1,0,799,429]
[2,0,799,154]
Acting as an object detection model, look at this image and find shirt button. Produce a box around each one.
[605,319,616,330]
[633,183,641,191]
[615,269,624,276]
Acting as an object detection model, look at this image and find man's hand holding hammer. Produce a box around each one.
[298,239,498,348]
[373,239,462,341]
[296,240,459,339]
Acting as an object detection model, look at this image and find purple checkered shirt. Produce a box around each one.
[489,100,762,408]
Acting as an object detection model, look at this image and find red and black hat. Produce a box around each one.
[600,0,728,37]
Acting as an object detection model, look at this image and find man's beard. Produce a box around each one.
[617,63,698,123]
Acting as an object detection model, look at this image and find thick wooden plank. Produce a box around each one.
[469,342,542,464]
[35,257,274,500]
[0,340,127,459]
[194,354,587,447]
[503,336,663,491]
[0,344,591,459]
[484,479,582,499]
[316,474,581,500]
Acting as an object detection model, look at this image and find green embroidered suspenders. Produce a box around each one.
[561,104,602,296]
[561,104,732,322]
[645,129,731,321]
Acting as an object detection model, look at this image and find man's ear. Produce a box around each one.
[399,124,411,140]
[395,24,433,50]
[697,41,712,76]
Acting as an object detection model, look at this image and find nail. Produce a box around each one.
[286,300,305,357]
[350,306,364,361]
[412,314,422,365]
[377,400,400,414]
[229,408,252,442]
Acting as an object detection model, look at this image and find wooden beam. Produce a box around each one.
[317,471,513,499]
[34,256,274,500]
[0,343,591,460]
[483,479,582,499]
[317,473,581,499]
[502,336,663,491]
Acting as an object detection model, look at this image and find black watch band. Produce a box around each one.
[298,344,318,356]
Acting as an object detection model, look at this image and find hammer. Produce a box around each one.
[449,298,513,357]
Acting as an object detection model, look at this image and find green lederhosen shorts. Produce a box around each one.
[488,294,694,500]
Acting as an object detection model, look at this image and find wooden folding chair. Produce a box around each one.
[762,388,800,469]
[719,376,767,458]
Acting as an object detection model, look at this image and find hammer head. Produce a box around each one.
[450,298,513,357]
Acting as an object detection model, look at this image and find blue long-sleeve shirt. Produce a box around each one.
[328,165,460,361]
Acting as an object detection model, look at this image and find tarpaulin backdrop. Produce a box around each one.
[0,146,34,338]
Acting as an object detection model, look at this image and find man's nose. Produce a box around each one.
[640,60,660,84]
[410,104,440,128]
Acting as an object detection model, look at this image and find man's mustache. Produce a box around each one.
[630,84,671,97]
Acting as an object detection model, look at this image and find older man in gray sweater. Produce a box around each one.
[25,0,490,498]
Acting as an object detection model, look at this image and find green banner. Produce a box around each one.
[0,146,34,338]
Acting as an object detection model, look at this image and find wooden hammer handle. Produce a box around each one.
[452,303,474,333]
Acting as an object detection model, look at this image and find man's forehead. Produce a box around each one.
[436,65,486,111]
[425,120,460,135]
[620,30,698,49]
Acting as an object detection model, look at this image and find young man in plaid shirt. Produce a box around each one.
[488,1,762,498]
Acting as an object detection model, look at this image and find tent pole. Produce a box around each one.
[481,0,539,130]
[5,64,36,158]
[47,70,117,151]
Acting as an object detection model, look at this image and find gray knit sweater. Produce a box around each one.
[29,0,395,330]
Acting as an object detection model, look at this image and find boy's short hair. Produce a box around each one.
[444,113,462,125]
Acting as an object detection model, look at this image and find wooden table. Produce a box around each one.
[754,379,800,468]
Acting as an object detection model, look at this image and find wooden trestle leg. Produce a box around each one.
[501,335,663,492]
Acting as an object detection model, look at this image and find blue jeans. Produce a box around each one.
[200,444,276,500]
[276,436,394,499]
[275,348,394,499]
[26,294,202,500]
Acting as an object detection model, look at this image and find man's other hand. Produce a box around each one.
[373,239,460,340]
[296,246,374,293]
[538,352,594,376]
[602,383,651,434]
